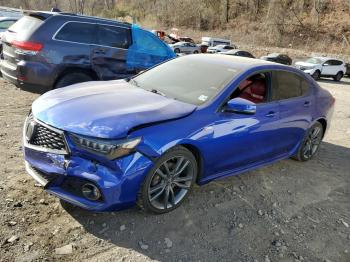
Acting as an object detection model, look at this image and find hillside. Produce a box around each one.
[1,0,350,57]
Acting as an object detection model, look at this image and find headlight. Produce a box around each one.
[70,134,141,160]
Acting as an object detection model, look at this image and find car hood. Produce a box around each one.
[32,80,196,139]
[295,61,317,67]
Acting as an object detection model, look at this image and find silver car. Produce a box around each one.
[169,41,201,54]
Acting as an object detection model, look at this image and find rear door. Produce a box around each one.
[272,70,313,154]
[91,24,132,80]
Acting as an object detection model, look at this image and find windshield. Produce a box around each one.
[132,56,241,105]
[305,58,322,64]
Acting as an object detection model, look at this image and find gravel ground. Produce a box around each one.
[0,77,349,262]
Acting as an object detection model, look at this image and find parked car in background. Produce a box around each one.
[221,49,255,58]
[295,57,346,81]
[344,62,350,77]
[201,37,231,47]
[0,11,175,93]
[0,17,19,54]
[207,44,237,53]
[169,41,200,54]
[23,55,334,213]
[260,53,292,65]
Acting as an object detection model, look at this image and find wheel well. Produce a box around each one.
[54,67,99,87]
[317,118,327,137]
[181,144,203,184]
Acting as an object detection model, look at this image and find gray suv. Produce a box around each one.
[0,11,175,93]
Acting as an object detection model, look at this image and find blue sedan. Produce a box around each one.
[23,55,335,213]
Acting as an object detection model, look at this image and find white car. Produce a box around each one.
[295,57,346,81]
[207,44,237,53]
[169,42,201,54]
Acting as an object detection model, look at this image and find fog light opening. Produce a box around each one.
[81,183,101,201]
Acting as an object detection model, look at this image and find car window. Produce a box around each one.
[97,24,131,49]
[133,29,167,56]
[272,71,305,100]
[331,60,343,66]
[324,60,331,66]
[301,79,310,95]
[0,20,16,29]
[55,22,96,44]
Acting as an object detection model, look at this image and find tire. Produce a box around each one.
[174,48,180,54]
[292,122,324,162]
[55,72,93,89]
[333,71,343,82]
[137,146,198,214]
[193,50,199,54]
[311,70,321,80]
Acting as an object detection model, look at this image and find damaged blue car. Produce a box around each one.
[23,55,334,213]
[1,11,175,93]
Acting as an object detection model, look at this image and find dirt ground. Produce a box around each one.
[0,77,349,262]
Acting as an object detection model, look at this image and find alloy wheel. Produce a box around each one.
[148,156,194,210]
[302,125,323,159]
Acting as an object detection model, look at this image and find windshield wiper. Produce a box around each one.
[150,89,167,97]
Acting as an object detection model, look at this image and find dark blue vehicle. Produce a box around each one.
[1,11,175,93]
[23,55,334,213]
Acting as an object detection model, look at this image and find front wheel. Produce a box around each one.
[137,146,197,214]
[193,50,199,54]
[311,70,320,80]
[292,122,324,161]
[333,71,343,82]
[174,48,180,54]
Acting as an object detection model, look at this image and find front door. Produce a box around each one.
[91,24,133,80]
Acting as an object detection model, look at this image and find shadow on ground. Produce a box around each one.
[62,142,350,262]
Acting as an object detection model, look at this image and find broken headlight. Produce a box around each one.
[70,134,141,160]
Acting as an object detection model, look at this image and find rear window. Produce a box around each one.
[97,25,131,49]
[55,22,96,44]
[8,16,43,37]
[272,71,308,100]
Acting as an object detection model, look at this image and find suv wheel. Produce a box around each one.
[333,71,343,82]
[311,70,320,80]
[55,73,93,88]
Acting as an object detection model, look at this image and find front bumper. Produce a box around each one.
[24,146,153,212]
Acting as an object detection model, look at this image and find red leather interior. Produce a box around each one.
[239,79,266,103]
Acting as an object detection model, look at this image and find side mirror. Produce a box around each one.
[225,98,256,114]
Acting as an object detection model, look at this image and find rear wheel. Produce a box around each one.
[312,70,320,80]
[55,72,93,88]
[137,146,197,214]
[333,71,343,82]
[193,50,199,54]
[292,122,324,161]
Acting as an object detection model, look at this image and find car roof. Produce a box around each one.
[23,11,131,27]
[178,54,285,70]
[313,56,343,62]
[0,17,19,21]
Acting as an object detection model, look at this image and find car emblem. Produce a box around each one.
[25,120,36,142]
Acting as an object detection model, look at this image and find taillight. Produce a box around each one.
[11,40,43,52]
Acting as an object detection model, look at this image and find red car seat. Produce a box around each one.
[239,80,266,103]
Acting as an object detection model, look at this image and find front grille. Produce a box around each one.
[31,123,66,151]
[31,165,58,183]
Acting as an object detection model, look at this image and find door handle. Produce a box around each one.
[265,111,276,117]
[304,101,311,107]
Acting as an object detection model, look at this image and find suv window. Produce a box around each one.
[272,71,308,100]
[330,59,343,66]
[134,29,167,56]
[97,25,131,49]
[55,22,96,44]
